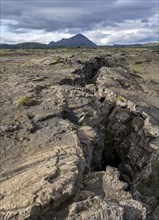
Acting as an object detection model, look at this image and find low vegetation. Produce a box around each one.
[116,95,125,102]
[15,96,29,106]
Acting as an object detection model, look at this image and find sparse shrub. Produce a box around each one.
[53,57,62,62]
[116,95,125,102]
[68,104,77,109]
[15,96,29,106]
[32,77,44,82]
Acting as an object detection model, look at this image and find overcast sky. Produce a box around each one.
[1,0,158,45]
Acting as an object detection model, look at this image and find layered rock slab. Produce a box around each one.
[67,167,146,220]
[0,119,87,219]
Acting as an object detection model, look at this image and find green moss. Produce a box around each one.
[32,77,44,82]
[15,96,29,106]
[52,57,62,62]
[68,104,77,109]
[116,95,125,102]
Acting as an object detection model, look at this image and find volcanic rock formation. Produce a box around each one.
[0,48,159,220]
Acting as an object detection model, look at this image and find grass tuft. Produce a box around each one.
[15,96,29,106]
[116,95,125,102]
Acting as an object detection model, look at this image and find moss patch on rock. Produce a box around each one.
[15,96,30,106]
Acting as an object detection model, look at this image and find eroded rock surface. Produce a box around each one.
[0,48,159,219]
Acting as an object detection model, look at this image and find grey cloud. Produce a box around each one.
[1,0,158,33]
[1,0,158,44]
[141,18,150,23]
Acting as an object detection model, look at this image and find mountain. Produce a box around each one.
[0,34,96,49]
[49,34,96,47]
[0,42,49,49]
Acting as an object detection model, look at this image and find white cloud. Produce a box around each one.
[1,24,73,44]
[84,14,158,45]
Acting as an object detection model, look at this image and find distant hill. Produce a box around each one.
[13,42,49,49]
[142,42,159,50]
[112,44,142,48]
[49,34,96,47]
[0,42,49,49]
[111,42,159,50]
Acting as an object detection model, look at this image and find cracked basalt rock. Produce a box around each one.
[0,48,159,219]
[67,167,146,220]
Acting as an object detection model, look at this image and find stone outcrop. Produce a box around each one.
[68,167,146,220]
[0,48,158,219]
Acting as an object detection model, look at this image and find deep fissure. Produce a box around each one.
[56,55,158,219]
[70,56,151,190]
[47,55,158,219]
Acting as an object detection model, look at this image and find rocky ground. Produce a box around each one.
[0,47,159,220]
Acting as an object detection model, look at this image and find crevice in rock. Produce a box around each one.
[98,96,105,103]
[38,199,72,220]
[90,99,154,196]
[60,56,117,86]
[101,147,122,169]
[61,108,79,124]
